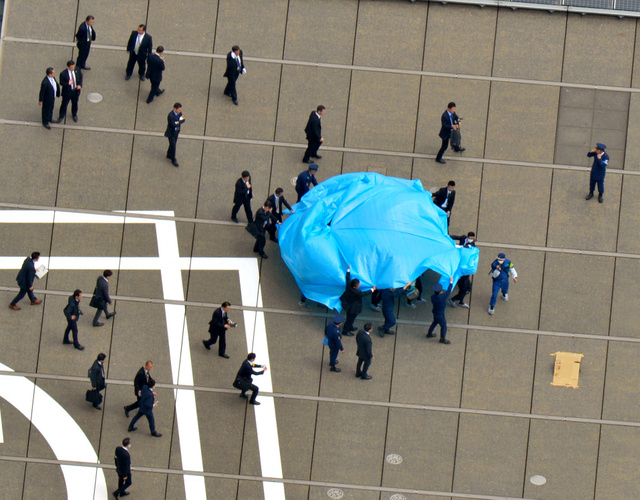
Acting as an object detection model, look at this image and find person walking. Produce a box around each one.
[63,289,85,350]
[302,105,325,164]
[113,438,132,499]
[202,302,233,358]
[75,15,95,70]
[128,379,162,437]
[295,164,318,202]
[248,200,280,259]
[88,353,106,409]
[56,60,83,123]
[266,187,294,242]
[123,360,154,418]
[355,323,374,380]
[38,68,60,129]
[427,277,454,344]
[340,265,376,336]
[448,232,476,308]
[488,252,518,315]
[125,24,153,81]
[164,102,185,167]
[585,143,609,204]
[325,315,345,372]
[435,102,461,164]
[145,46,165,103]
[378,282,411,337]
[90,270,116,327]
[223,45,245,105]
[231,171,253,223]
[233,353,266,405]
[9,252,42,310]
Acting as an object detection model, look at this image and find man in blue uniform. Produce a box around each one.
[427,277,454,344]
[488,252,518,315]
[325,315,345,372]
[586,143,609,204]
[377,281,411,337]
[295,164,318,202]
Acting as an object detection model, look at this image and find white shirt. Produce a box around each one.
[47,76,57,95]
[440,189,452,209]
[86,24,92,41]
[68,69,76,89]
[135,33,144,53]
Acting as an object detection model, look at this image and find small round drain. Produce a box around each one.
[86,93,103,103]
[290,176,298,186]
[530,475,547,486]
[327,488,344,498]
[390,494,407,500]
[386,453,403,465]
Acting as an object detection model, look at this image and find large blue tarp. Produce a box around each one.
[279,172,479,311]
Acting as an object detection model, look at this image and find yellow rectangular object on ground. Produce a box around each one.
[551,352,584,388]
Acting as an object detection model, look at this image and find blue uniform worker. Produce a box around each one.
[295,164,318,202]
[488,252,518,315]
[427,278,454,344]
[378,282,411,337]
[325,314,344,372]
[586,142,609,203]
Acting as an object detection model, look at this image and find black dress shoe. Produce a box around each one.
[586,192,594,200]
[355,372,361,378]
[106,312,117,319]
[239,394,248,399]
[329,366,341,372]
[249,401,261,405]
[128,427,137,432]
[82,66,91,70]
[219,353,230,359]
[120,493,130,497]
[259,253,269,259]
[125,74,131,80]
[426,332,436,338]
[312,155,322,159]
[361,375,372,380]
[342,331,354,337]
[56,116,64,123]
[435,159,446,164]
[302,159,312,164]
[44,124,51,130]
[151,432,162,437]
[202,340,211,350]
[124,406,130,418]
[270,237,279,243]
[455,147,466,152]
[233,100,238,105]
[140,75,146,81]
[74,344,85,350]
[158,89,165,95]
[63,339,73,344]
[439,338,451,344]
[113,492,119,499]
[172,160,179,167]
[93,322,104,327]
[73,115,78,122]
[598,194,603,203]
[93,404,102,410]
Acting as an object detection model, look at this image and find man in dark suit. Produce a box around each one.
[125,24,153,81]
[233,353,266,405]
[9,252,42,309]
[56,60,83,123]
[128,379,161,436]
[91,270,116,327]
[435,102,461,164]
[302,105,325,164]
[427,277,454,344]
[124,360,154,417]
[295,164,319,202]
[340,265,376,336]
[38,68,60,129]
[202,302,233,358]
[432,180,456,228]
[145,46,165,103]
[75,15,95,70]
[63,289,84,350]
[248,200,280,259]
[164,102,185,167]
[231,171,253,223]
[448,232,476,308]
[355,323,374,380]
[223,45,245,105]
[266,187,293,242]
[88,353,106,409]
[113,438,132,498]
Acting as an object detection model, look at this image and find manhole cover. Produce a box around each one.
[290,176,298,186]
[327,488,344,498]
[87,93,103,103]
[386,453,403,465]
[390,495,407,500]
[530,475,547,486]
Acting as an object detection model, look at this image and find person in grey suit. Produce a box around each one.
[91,270,116,327]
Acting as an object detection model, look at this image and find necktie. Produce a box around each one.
[87,25,91,42]
[70,71,76,89]
[236,56,241,71]
[135,35,141,53]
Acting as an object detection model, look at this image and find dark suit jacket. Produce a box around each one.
[223,50,244,79]
[114,446,131,478]
[233,177,252,204]
[75,22,96,49]
[252,208,278,236]
[208,307,228,335]
[39,77,60,106]
[126,31,153,58]
[146,52,165,82]
[64,295,82,321]
[94,276,111,304]
[164,110,184,138]
[133,366,152,396]
[267,194,292,219]
[433,187,455,213]
[139,385,155,414]
[304,111,322,142]
[340,270,372,315]
[59,68,83,98]
[356,329,373,360]
[451,234,476,247]
[236,359,264,383]
[89,360,106,391]
[16,257,37,288]
[438,110,460,140]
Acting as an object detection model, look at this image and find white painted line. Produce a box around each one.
[0,363,108,499]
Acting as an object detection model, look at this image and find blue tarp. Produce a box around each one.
[279,172,479,310]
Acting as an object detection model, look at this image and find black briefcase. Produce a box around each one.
[85,389,103,405]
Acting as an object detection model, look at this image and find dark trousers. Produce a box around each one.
[231,199,253,222]
[329,345,340,367]
[126,52,146,77]
[166,136,178,160]
[224,75,238,101]
[428,314,447,339]
[42,102,55,126]
[382,306,396,330]
[589,177,604,194]
[490,280,509,308]
[241,383,259,403]
[266,222,278,240]
[303,138,322,162]
[93,304,110,325]
[435,137,449,161]
[356,357,371,377]
[11,286,37,306]
[59,91,79,118]
[253,234,267,256]
[76,45,90,68]
[205,330,226,355]
[371,290,381,307]
[124,394,141,414]
[147,80,162,103]
[129,409,156,433]
[64,320,80,346]
[342,312,358,333]
[451,275,471,303]
[115,474,132,496]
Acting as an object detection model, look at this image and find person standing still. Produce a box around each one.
[295,164,319,202]
[302,105,325,164]
[113,438,132,499]
[63,289,85,350]
[38,68,60,129]
[9,251,42,310]
[435,102,461,164]
[223,45,245,105]
[125,24,153,81]
[231,171,253,223]
[340,265,376,336]
[427,277,454,344]
[355,323,374,380]
[91,269,116,327]
[124,360,154,417]
[75,15,95,70]
[585,143,609,204]
[325,315,345,372]
[56,60,83,123]
[164,102,185,167]
[88,353,106,409]
[145,46,166,103]
[432,181,456,228]
[128,379,162,437]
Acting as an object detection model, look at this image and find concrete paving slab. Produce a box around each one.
[461,330,536,413]
[342,152,413,179]
[531,336,606,419]
[485,82,559,163]
[284,0,358,65]
[77,0,149,47]
[0,462,25,500]
[453,414,528,497]
[22,463,65,499]
[214,0,288,59]
[560,87,596,109]
[540,253,614,335]
[345,71,420,152]
[556,125,593,148]
[622,94,640,167]
[523,420,599,500]
[272,398,318,480]
[610,258,640,339]
[0,386,31,459]
[50,221,123,257]
[493,8,566,81]
[595,425,640,499]
[423,4,496,77]
[4,0,77,41]
[191,223,258,261]
[562,14,635,87]
[477,164,552,247]
[601,341,640,421]
[184,271,241,308]
[554,144,592,167]
[106,470,171,499]
[353,0,427,71]
[168,476,238,500]
[546,169,622,253]
[618,159,640,227]
[557,106,594,129]
[309,486,380,500]
[415,77,491,160]
[275,65,351,147]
